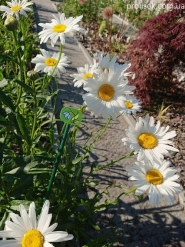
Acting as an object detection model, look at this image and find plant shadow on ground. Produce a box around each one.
[73,161,185,247]
[90,197,185,247]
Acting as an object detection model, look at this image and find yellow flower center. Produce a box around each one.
[45,58,57,66]
[146,169,163,185]
[22,229,44,247]
[138,132,158,149]
[52,24,67,33]
[11,5,22,12]
[98,84,115,101]
[83,72,93,80]
[124,101,133,109]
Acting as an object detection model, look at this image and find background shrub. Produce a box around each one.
[125,0,185,104]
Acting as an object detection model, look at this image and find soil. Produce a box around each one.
[76,20,136,64]
[76,20,185,189]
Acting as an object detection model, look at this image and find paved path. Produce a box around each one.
[33,1,185,246]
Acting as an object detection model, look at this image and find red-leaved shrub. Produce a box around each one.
[124,0,185,104]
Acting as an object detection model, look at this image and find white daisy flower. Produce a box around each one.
[70,62,98,88]
[0,0,33,19]
[31,49,69,76]
[120,95,142,115]
[0,200,73,246]
[83,68,135,120]
[122,114,179,162]
[126,159,182,205]
[97,52,130,77]
[38,13,84,47]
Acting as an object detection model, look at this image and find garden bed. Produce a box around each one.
[74,15,185,190]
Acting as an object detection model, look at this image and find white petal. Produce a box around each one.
[44,231,69,242]
[43,242,54,247]
[29,202,37,229]
[0,240,20,247]
[37,200,50,231]
[19,204,32,230]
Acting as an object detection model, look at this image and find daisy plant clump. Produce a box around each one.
[0,0,33,20]
[0,200,73,246]
[126,159,182,205]
[122,114,179,162]
[31,48,69,77]
[38,13,84,47]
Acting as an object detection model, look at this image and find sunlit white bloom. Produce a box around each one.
[38,13,84,47]
[120,95,142,115]
[31,49,69,76]
[96,52,130,77]
[83,68,135,120]
[0,200,73,247]
[70,61,98,87]
[0,0,33,19]
[126,159,182,205]
[122,114,179,162]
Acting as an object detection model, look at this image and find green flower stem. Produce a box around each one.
[44,123,70,201]
[46,44,63,87]
[117,186,138,200]
[84,151,135,183]
[96,150,135,171]
[30,80,38,147]
[89,116,112,148]
[12,31,24,108]
[47,121,66,154]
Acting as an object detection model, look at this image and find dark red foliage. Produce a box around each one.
[124,0,185,104]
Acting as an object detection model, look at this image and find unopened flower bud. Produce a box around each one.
[102,7,113,20]
[27,70,39,80]
[4,15,18,31]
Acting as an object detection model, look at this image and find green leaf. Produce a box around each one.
[14,79,34,95]
[0,115,11,127]
[16,113,31,144]
[23,161,39,173]
[72,156,83,164]
[0,89,15,111]
[13,175,33,192]
[136,194,143,201]
[87,181,98,187]
[36,90,59,109]
[5,167,20,175]
[0,211,9,229]
[0,54,18,65]
[26,168,51,174]
[10,200,31,211]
